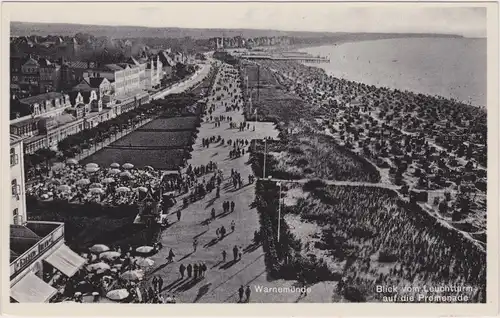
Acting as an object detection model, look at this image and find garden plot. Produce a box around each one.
[139,116,198,131]
[111,131,193,148]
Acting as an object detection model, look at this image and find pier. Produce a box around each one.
[241,54,330,63]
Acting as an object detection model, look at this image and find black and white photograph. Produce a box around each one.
[3,1,496,312]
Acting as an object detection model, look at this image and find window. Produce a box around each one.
[10,148,18,166]
[11,179,18,196]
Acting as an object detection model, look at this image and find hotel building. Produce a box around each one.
[9,135,85,303]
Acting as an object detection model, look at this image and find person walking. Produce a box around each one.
[231,201,235,213]
[216,227,220,239]
[187,264,192,278]
[176,210,181,221]
[152,276,158,293]
[157,276,164,293]
[179,264,186,279]
[201,263,207,277]
[245,286,251,302]
[220,226,226,238]
[193,263,199,279]
[222,250,227,262]
[233,245,239,261]
[230,220,235,232]
[238,285,244,302]
[193,238,198,252]
[167,249,175,263]
[211,208,216,220]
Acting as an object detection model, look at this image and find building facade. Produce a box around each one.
[10,134,85,303]
[10,135,27,226]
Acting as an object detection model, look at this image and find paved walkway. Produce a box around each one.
[144,63,331,303]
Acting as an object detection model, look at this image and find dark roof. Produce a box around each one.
[71,80,93,92]
[158,51,175,67]
[22,57,39,67]
[19,92,65,105]
[88,77,107,88]
[38,58,52,67]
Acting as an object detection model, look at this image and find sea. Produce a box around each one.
[299,37,487,107]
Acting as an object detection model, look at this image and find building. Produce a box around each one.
[9,134,85,303]
[127,56,148,90]
[158,51,175,79]
[13,92,72,120]
[88,77,113,107]
[145,55,163,90]
[84,63,140,97]
[10,135,27,226]
[38,58,61,93]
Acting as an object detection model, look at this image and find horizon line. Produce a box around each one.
[10,20,472,38]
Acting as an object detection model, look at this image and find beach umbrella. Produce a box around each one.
[102,177,115,184]
[86,166,100,173]
[86,262,110,272]
[134,257,154,267]
[89,183,103,189]
[89,188,105,195]
[120,270,144,281]
[86,163,99,168]
[120,171,133,179]
[136,186,148,193]
[144,166,154,171]
[96,268,111,275]
[57,185,72,192]
[89,244,110,254]
[49,179,62,185]
[108,169,121,175]
[116,187,131,193]
[66,158,78,165]
[135,246,154,254]
[122,163,134,169]
[110,163,121,168]
[76,178,91,186]
[99,251,121,261]
[106,289,129,301]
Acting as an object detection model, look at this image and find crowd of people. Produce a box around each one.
[26,163,163,206]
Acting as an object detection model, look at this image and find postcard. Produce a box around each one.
[1,1,498,316]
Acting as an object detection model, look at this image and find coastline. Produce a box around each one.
[290,38,486,108]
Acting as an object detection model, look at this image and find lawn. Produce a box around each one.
[250,133,381,183]
[81,148,187,170]
[111,131,194,148]
[139,116,199,131]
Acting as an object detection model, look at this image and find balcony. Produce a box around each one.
[10,221,64,280]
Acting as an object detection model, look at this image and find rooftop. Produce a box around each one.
[10,117,39,128]
[19,92,66,105]
[10,134,24,145]
[88,77,108,88]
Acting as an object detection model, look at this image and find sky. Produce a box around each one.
[5,2,488,37]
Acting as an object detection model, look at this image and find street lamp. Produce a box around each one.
[263,138,267,179]
[276,181,282,243]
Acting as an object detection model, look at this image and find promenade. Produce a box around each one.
[143,63,333,303]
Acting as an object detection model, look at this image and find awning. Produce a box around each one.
[44,244,86,277]
[11,273,57,303]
